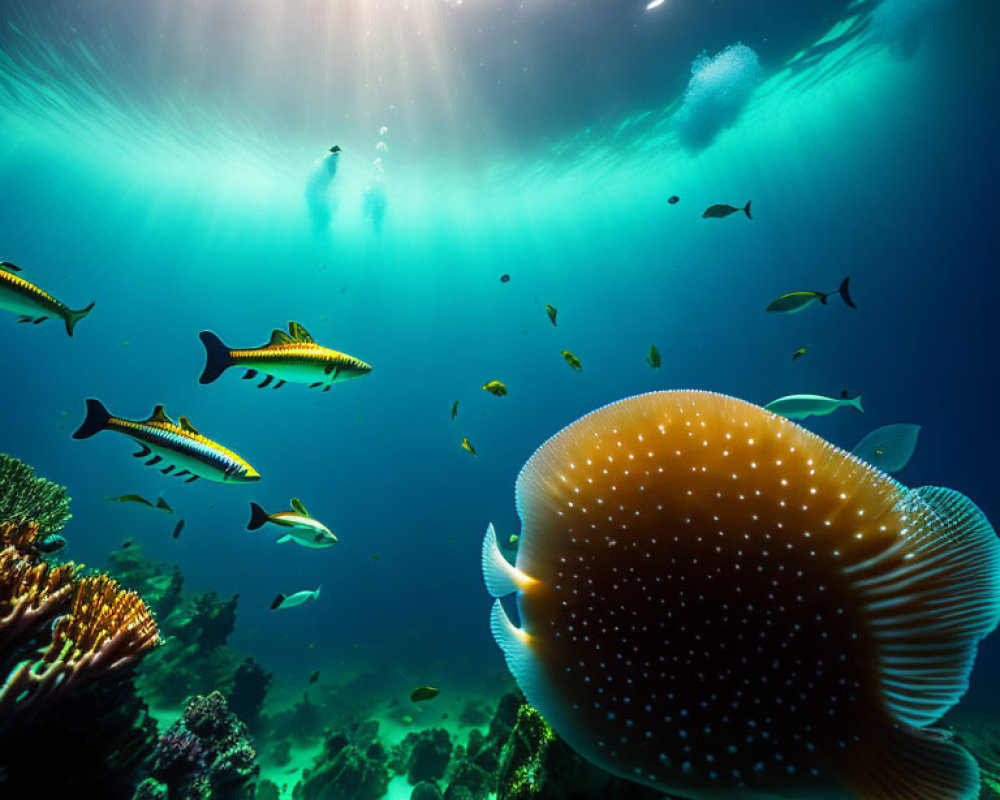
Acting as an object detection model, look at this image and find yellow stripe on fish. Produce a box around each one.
[73,399,260,483]
[0,261,95,336]
[199,321,372,391]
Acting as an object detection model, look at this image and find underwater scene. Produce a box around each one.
[1,0,999,798]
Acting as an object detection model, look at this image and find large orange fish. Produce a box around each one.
[483,390,998,800]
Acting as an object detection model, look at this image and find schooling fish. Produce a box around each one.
[410,686,440,703]
[106,494,154,507]
[451,400,459,420]
[767,277,856,313]
[646,345,661,369]
[483,381,508,397]
[482,390,998,800]
[199,321,372,392]
[853,423,921,473]
[271,586,321,610]
[765,390,863,420]
[309,670,320,684]
[545,304,558,326]
[172,519,185,539]
[791,345,808,361]
[702,201,751,219]
[247,499,338,548]
[461,437,477,456]
[156,497,174,514]
[73,399,260,483]
[561,350,582,372]
[0,261,95,336]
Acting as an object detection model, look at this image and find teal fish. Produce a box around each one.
[271,586,321,609]
[73,399,260,483]
[0,262,94,335]
[702,201,751,219]
[646,345,661,369]
[853,424,921,473]
[764,391,863,420]
[767,278,856,313]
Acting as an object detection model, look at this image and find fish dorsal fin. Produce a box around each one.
[0,261,22,273]
[268,329,294,347]
[290,497,310,517]
[852,485,1000,730]
[179,416,200,435]
[288,321,314,343]
[147,405,174,425]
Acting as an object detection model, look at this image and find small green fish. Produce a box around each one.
[792,346,808,361]
[451,400,459,420]
[545,304,558,326]
[562,350,582,372]
[764,391,863,421]
[461,437,477,456]
[767,278,856,314]
[410,686,440,703]
[509,534,519,544]
[702,201,751,219]
[646,345,661,369]
[0,261,95,335]
[483,380,508,396]
[107,494,154,507]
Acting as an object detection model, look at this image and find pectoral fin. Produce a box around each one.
[259,375,273,388]
[243,369,258,380]
[290,498,309,516]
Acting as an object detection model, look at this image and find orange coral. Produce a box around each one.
[0,522,159,724]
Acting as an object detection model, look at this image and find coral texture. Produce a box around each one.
[0,453,71,536]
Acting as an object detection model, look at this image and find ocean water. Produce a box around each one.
[2,0,999,795]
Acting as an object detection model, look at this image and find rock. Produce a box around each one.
[294,724,390,800]
[406,728,453,784]
[411,782,444,800]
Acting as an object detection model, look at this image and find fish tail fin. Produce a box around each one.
[839,276,857,308]
[839,723,978,800]
[247,502,269,531]
[313,585,322,599]
[851,394,863,413]
[198,331,232,384]
[64,301,95,336]
[270,594,286,610]
[72,398,110,439]
[743,200,752,219]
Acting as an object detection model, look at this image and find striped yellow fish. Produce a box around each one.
[199,321,372,391]
[72,399,260,483]
[0,261,94,336]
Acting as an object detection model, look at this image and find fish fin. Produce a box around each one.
[259,375,273,388]
[309,382,322,388]
[322,385,331,392]
[175,470,190,477]
[248,502,269,530]
[819,293,829,305]
[273,380,286,389]
[839,276,857,309]
[72,398,111,439]
[276,535,292,543]
[848,486,1000,729]
[853,424,921,473]
[16,316,32,323]
[324,362,335,375]
[268,329,294,346]
[242,370,258,381]
[198,331,232,384]
[147,405,173,425]
[489,600,546,707]
[313,585,322,599]
[64,301,95,336]
[156,497,173,513]
[185,475,198,483]
[482,523,534,597]
[851,394,864,413]
[290,498,309,517]
[161,465,174,474]
[179,416,200,435]
[270,594,286,610]
[288,321,314,343]
[32,317,48,324]
[743,200,752,219]
[146,456,162,466]
[839,722,978,800]
[133,445,151,458]
[0,261,21,272]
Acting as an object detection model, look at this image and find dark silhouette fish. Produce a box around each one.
[172,519,185,539]
[483,390,998,800]
[702,201,751,219]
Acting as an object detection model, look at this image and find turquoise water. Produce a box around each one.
[2,0,999,794]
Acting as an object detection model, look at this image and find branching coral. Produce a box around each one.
[0,453,71,536]
[0,521,159,726]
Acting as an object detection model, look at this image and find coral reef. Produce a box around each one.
[0,453,71,536]
[1,518,160,798]
[294,721,390,800]
[134,690,259,800]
